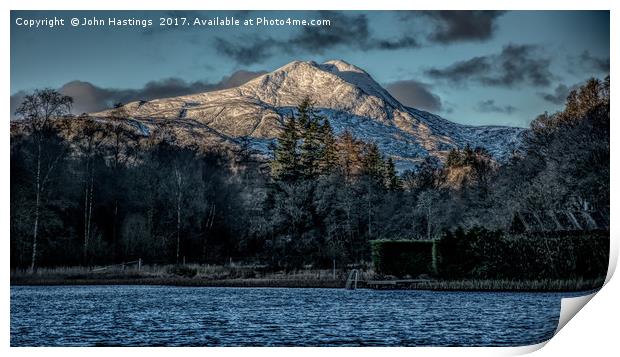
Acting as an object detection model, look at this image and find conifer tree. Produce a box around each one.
[362,143,384,181]
[299,115,322,178]
[446,148,462,167]
[297,97,313,130]
[383,157,400,190]
[318,119,338,174]
[271,114,300,180]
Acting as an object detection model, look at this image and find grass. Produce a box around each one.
[10,265,604,291]
[10,264,349,288]
[364,278,605,292]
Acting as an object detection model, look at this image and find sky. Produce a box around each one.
[10,10,609,128]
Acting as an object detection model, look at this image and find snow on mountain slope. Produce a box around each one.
[93,59,526,171]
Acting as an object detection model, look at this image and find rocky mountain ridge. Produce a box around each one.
[92,59,526,170]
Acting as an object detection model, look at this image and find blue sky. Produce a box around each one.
[10,10,609,127]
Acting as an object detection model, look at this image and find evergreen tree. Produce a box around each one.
[362,143,384,181]
[338,130,364,181]
[446,148,462,167]
[297,97,313,130]
[318,119,338,174]
[271,114,300,181]
[383,157,401,190]
[299,115,322,178]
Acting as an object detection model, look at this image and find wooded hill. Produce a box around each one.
[10,77,609,272]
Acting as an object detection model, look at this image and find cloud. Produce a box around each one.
[425,44,553,87]
[384,79,442,112]
[10,90,28,119]
[215,37,277,66]
[426,57,491,84]
[215,11,420,64]
[476,99,517,114]
[371,36,419,50]
[421,11,505,44]
[537,83,580,105]
[397,11,505,44]
[10,70,267,117]
[576,50,609,73]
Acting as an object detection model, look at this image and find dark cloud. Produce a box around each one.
[426,44,553,87]
[384,79,442,112]
[215,11,419,64]
[422,11,505,44]
[537,83,580,105]
[426,57,491,84]
[576,50,609,73]
[372,36,419,50]
[10,70,267,117]
[476,99,517,114]
[215,37,277,66]
[398,10,505,44]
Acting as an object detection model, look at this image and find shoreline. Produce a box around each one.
[10,276,604,292]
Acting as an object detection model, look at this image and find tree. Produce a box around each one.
[318,120,338,174]
[504,77,610,212]
[104,103,137,260]
[70,116,108,264]
[337,130,364,181]
[271,114,300,181]
[383,157,400,190]
[299,115,322,178]
[14,89,73,271]
[362,143,384,181]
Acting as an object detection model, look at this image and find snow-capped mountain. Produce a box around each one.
[93,60,526,171]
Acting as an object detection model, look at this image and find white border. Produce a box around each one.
[3,1,617,356]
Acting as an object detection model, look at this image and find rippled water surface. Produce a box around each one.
[11,285,585,346]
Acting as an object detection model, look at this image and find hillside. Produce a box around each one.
[92,60,525,170]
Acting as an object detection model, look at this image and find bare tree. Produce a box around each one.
[104,103,136,259]
[14,89,73,271]
[72,117,108,264]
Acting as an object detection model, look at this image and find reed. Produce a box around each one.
[10,265,604,291]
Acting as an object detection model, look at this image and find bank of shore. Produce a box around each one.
[10,265,604,292]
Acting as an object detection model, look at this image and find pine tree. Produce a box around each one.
[297,97,313,130]
[299,118,322,178]
[338,130,363,181]
[383,157,401,190]
[362,143,384,181]
[271,114,300,180]
[446,148,462,167]
[318,119,338,174]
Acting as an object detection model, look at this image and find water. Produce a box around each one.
[10,285,587,346]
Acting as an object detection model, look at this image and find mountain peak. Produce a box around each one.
[92,59,525,170]
[321,59,365,73]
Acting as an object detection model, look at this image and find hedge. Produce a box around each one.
[437,227,609,281]
[370,240,437,277]
[371,227,609,280]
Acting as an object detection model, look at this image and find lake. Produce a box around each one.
[10,285,586,346]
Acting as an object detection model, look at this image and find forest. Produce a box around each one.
[10,77,609,273]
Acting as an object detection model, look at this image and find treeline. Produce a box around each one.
[11,101,251,268]
[10,77,609,271]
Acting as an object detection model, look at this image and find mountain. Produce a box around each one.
[93,60,526,171]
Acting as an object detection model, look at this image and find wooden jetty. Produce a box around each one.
[364,279,437,290]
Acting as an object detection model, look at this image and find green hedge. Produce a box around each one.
[370,240,437,277]
[371,228,609,281]
[437,227,609,280]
